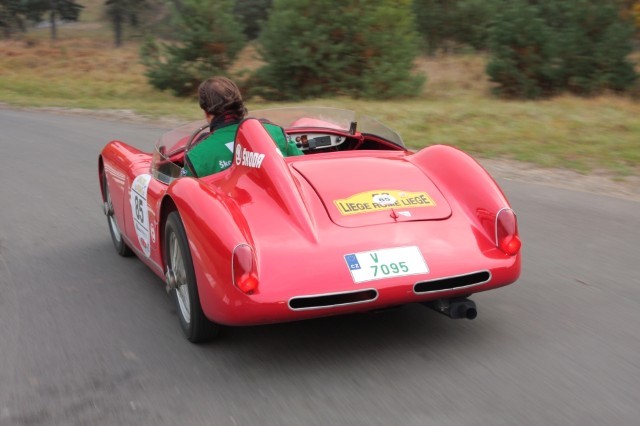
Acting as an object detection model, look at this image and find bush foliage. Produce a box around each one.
[233,0,273,40]
[251,0,424,100]
[134,0,638,99]
[487,0,638,98]
[140,0,245,96]
[412,0,498,53]
[485,0,560,98]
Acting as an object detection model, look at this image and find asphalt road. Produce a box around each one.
[1,108,639,426]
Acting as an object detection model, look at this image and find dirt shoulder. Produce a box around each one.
[479,159,640,202]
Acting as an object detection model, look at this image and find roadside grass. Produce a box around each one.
[1,34,639,177]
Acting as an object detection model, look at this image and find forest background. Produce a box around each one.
[1,0,639,179]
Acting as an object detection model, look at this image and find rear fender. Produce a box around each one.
[409,145,514,249]
[165,178,252,322]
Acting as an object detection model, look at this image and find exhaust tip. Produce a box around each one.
[462,306,477,320]
[425,298,477,320]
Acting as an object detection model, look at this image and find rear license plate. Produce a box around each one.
[344,246,429,283]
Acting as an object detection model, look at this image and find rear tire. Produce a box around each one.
[164,211,220,343]
[102,172,133,257]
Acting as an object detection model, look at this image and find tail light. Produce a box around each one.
[232,244,258,294]
[496,208,521,256]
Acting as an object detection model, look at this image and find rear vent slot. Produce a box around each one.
[414,271,491,294]
[289,289,378,311]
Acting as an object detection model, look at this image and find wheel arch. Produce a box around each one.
[161,178,252,324]
[98,155,106,202]
[409,144,514,244]
[158,194,178,270]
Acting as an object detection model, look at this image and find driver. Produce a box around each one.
[184,76,302,177]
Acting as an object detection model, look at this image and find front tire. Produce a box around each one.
[102,172,133,257]
[164,211,220,343]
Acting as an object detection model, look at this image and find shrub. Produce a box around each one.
[233,0,273,40]
[487,0,638,98]
[553,0,637,95]
[412,0,499,53]
[412,0,456,54]
[140,0,245,96]
[486,0,560,98]
[252,0,424,100]
[454,0,501,50]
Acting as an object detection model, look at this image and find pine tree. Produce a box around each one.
[140,0,245,96]
[552,0,637,94]
[357,0,426,98]
[22,0,83,40]
[412,0,499,53]
[253,0,424,100]
[0,0,27,39]
[412,0,456,53]
[233,0,272,40]
[105,0,148,47]
[486,0,560,98]
[454,0,500,50]
[487,0,637,98]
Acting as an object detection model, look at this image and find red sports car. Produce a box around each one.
[99,107,521,342]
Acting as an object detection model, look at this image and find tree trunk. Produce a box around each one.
[114,14,123,47]
[50,0,57,41]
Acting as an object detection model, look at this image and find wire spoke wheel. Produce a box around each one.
[102,171,132,256]
[106,184,122,243]
[169,232,191,324]
[164,211,220,343]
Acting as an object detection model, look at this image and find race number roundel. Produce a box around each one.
[372,193,396,206]
[130,174,152,257]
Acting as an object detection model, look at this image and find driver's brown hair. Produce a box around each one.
[198,76,247,119]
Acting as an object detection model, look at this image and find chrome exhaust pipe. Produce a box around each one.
[424,298,477,320]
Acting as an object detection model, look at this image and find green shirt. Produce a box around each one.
[185,122,303,177]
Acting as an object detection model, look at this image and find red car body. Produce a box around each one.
[99,107,520,338]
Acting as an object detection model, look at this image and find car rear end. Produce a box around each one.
[204,149,520,325]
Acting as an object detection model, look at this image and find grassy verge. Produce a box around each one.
[1,34,639,177]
